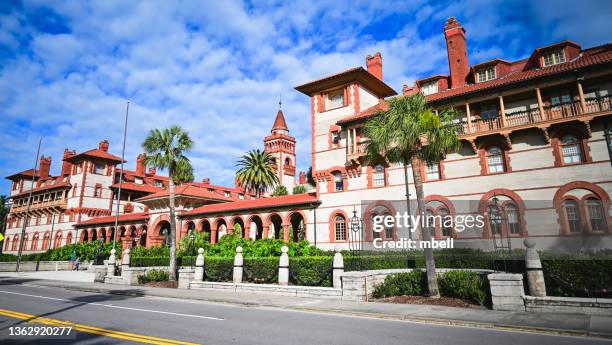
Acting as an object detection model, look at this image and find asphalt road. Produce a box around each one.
[0,283,609,345]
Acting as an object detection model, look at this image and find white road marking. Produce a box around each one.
[0,290,224,321]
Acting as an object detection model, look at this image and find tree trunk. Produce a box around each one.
[410,156,440,298]
[168,177,177,281]
[402,162,412,240]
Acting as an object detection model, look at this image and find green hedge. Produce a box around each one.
[542,259,612,298]
[137,269,169,284]
[0,242,112,262]
[289,256,333,287]
[345,255,415,271]
[373,271,425,298]
[203,257,234,282]
[438,270,489,305]
[244,257,278,284]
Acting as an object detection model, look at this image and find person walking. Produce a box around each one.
[74,255,81,271]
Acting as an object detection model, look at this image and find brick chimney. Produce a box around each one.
[402,84,420,96]
[444,17,469,88]
[39,156,51,179]
[136,153,146,176]
[61,149,75,176]
[202,178,210,185]
[366,52,383,81]
[299,171,307,184]
[99,139,109,152]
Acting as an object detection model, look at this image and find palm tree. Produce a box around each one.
[364,93,460,297]
[143,126,194,281]
[236,149,279,198]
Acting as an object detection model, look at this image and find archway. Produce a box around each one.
[129,225,137,247]
[53,231,63,248]
[138,226,147,247]
[66,232,73,245]
[289,212,306,242]
[157,221,171,246]
[81,230,89,243]
[215,218,227,241]
[184,221,196,240]
[31,232,39,251]
[99,228,107,243]
[231,217,245,238]
[268,214,283,240]
[91,228,98,242]
[199,219,212,243]
[248,215,264,240]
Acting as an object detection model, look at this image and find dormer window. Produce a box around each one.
[477,66,496,83]
[421,81,438,96]
[155,180,163,187]
[224,191,230,198]
[327,88,345,109]
[134,177,143,185]
[543,50,565,67]
[93,162,106,175]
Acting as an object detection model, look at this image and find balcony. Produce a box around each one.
[347,142,368,161]
[10,198,67,215]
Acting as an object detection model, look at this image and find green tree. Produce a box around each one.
[364,93,460,298]
[306,167,315,186]
[272,185,288,196]
[292,185,307,194]
[143,126,194,281]
[236,149,279,198]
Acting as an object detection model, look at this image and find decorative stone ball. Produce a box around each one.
[125,248,130,254]
[334,245,342,253]
[110,249,116,255]
[524,238,536,248]
[236,246,243,253]
[281,246,288,253]
[198,248,204,254]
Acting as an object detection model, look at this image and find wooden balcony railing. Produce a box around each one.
[348,141,368,159]
[10,199,67,214]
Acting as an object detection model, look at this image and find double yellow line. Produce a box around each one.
[0,308,200,345]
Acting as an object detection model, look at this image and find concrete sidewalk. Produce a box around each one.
[1,276,611,339]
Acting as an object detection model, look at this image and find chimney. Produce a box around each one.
[202,178,210,185]
[402,84,420,96]
[99,139,109,152]
[299,171,306,185]
[39,156,51,179]
[136,153,146,176]
[61,149,75,176]
[148,167,156,176]
[444,17,469,88]
[366,52,383,81]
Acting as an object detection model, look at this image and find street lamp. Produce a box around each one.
[188,230,196,268]
[348,207,363,270]
[487,196,511,252]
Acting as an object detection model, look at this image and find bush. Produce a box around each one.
[131,256,169,267]
[0,242,113,262]
[203,257,234,282]
[131,245,169,258]
[438,270,488,305]
[289,256,333,287]
[137,269,169,284]
[272,185,288,196]
[292,185,307,194]
[542,259,612,298]
[244,257,278,284]
[345,254,415,271]
[372,271,425,298]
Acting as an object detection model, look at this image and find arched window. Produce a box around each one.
[66,232,73,246]
[564,199,581,233]
[373,164,385,187]
[426,163,441,180]
[4,237,9,251]
[333,172,343,191]
[285,157,291,166]
[54,233,63,248]
[335,214,346,241]
[425,209,436,238]
[270,157,277,165]
[31,234,39,250]
[486,146,505,173]
[439,208,453,237]
[586,198,606,231]
[12,235,19,251]
[506,203,521,234]
[560,135,583,164]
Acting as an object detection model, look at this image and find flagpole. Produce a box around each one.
[16,137,42,272]
[112,102,129,250]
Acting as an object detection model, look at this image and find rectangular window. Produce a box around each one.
[426,164,440,180]
[94,185,102,198]
[543,50,566,67]
[477,66,496,82]
[93,162,106,175]
[134,177,143,185]
[331,131,340,147]
[480,104,499,119]
[421,81,438,96]
[155,180,163,187]
[327,89,345,110]
[72,184,78,197]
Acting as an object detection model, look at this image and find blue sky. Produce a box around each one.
[0,0,610,193]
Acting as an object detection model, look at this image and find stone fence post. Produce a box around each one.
[233,246,243,283]
[195,248,205,281]
[332,246,344,288]
[120,248,130,280]
[524,239,546,297]
[488,273,525,311]
[107,248,116,277]
[278,246,289,286]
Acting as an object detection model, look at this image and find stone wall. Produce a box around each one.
[189,281,342,299]
[525,296,612,316]
[0,260,91,272]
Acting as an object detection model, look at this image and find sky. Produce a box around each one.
[0,0,610,193]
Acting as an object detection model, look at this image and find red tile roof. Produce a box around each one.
[64,149,124,163]
[272,109,289,131]
[295,67,397,97]
[135,183,237,202]
[110,182,164,194]
[76,212,149,227]
[6,169,38,181]
[181,193,320,217]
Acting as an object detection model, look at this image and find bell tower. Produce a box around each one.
[264,99,296,191]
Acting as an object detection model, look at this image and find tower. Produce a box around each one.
[264,100,296,191]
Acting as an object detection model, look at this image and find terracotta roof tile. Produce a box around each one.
[272,109,289,131]
[64,149,124,163]
[181,193,320,217]
[76,212,149,226]
[135,183,236,202]
[110,182,164,194]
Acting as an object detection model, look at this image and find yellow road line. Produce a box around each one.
[0,308,201,345]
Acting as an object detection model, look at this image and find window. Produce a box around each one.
[373,164,385,187]
[586,198,606,231]
[155,180,163,187]
[425,210,436,238]
[371,215,381,239]
[506,204,521,234]
[426,163,440,180]
[421,81,438,96]
[328,89,345,109]
[480,104,499,120]
[94,185,102,198]
[334,172,343,191]
[285,157,291,166]
[335,215,347,241]
[238,194,245,200]
[477,66,496,82]
[93,162,106,175]
[543,50,566,67]
[331,131,340,147]
[560,135,583,164]
[134,177,143,185]
[486,146,505,173]
[564,200,581,233]
[439,208,453,237]
[551,94,571,106]
[224,191,230,198]
[72,184,78,197]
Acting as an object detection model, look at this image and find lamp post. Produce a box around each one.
[487,196,511,252]
[188,230,195,269]
[348,207,362,270]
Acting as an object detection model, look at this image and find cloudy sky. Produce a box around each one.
[0,0,610,193]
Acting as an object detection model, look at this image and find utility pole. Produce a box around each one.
[16,137,42,272]
[112,102,130,250]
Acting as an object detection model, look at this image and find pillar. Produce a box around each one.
[121,248,130,280]
[195,248,204,281]
[498,95,506,127]
[488,273,525,311]
[577,80,587,113]
[278,246,289,286]
[332,246,344,289]
[524,239,546,297]
[233,246,243,283]
[262,225,269,239]
[211,229,218,244]
[107,248,116,277]
[283,224,290,242]
[465,103,472,133]
[535,87,545,119]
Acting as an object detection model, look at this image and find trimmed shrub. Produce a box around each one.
[131,256,169,267]
[372,271,425,298]
[542,259,612,298]
[137,269,169,284]
[438,270,488,305]
[289,256,333,287]
[345,255,415,271]
[244,257,278,284]
[203,257,234,282]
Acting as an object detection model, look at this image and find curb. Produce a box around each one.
[16,281,612,340]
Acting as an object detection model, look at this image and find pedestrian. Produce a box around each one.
[74,256,81,271]
[70,251,77,271]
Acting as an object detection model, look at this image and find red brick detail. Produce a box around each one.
[366,163,389,189]
[478,140,512,176]
[327,167,348,193]
[366,52,383,81]
[352,83,360,113]
[39,156,51,179]
[328,209,349,243]
[316,94,324,113]
[444,17,469,88]
[478,188,528,239]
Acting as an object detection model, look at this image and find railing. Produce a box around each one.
[544,101,582,120]
[10,199,67,213]
[585,95,612,114]
[348,142,368,156]
[505,108,542,127]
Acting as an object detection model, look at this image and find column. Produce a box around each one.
[535,88,546,119]
[233,246,243,283]
[211,229,217,244]
[577,80,587,113]
[498,95,506,127]
[107,249,116,277]
[194,248,205,281]
[262,225,269,239]
[465,103,472,133]
[283,224,290,243]
[278,246,289,286]
[524,239,546,297]
[332,246,344,289]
